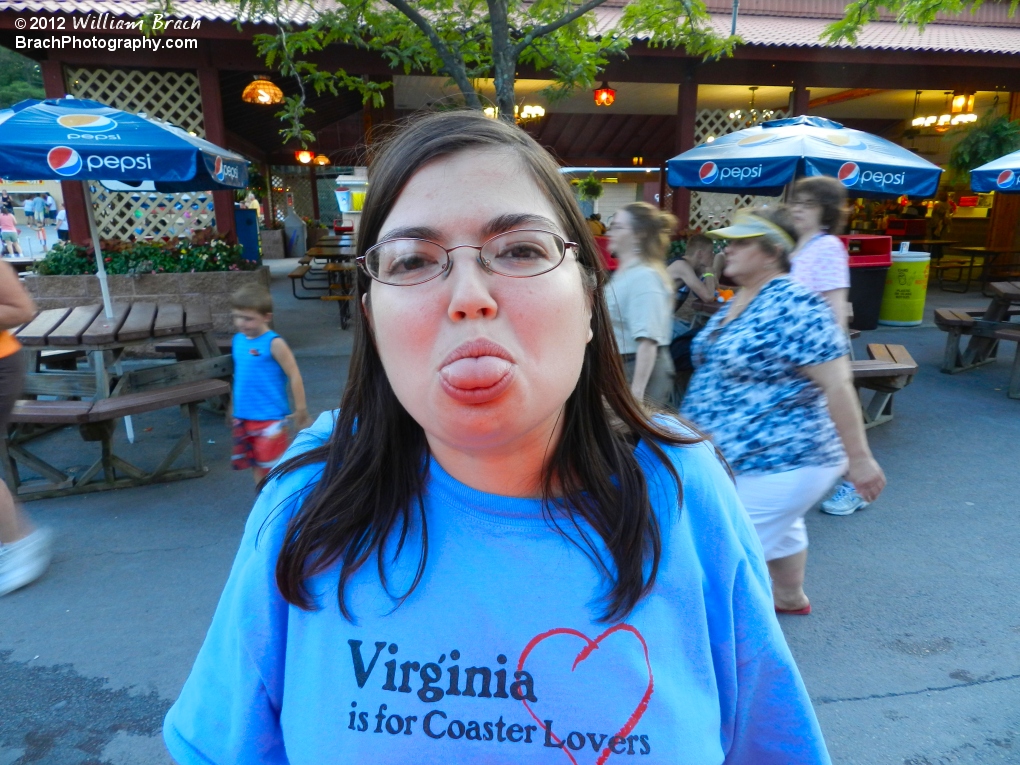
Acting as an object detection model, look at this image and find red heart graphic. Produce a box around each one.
[517,624,653,765]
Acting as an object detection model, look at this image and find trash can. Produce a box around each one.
[841,235,892,331]
[878,245,931,327]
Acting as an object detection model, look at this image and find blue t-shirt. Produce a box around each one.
[164,412,831,765]
[232,330,290,421]
[681,277,849,475]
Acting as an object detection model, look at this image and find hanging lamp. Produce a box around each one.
[594,82,616,107]
[242,77,284,106]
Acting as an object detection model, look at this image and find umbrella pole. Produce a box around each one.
[82,180,113,320]
[81,181,134,443]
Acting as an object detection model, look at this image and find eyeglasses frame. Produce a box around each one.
[357,228,579,287]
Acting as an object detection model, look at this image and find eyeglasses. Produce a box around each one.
[790,198,821,209]
[358,229,577,287]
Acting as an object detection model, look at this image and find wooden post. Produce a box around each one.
[309,165,320,222]
[791,84,810,116]
[40,60,91,246]
[262,162,275,229]
[672,67,698,231]
[197,67,237,238]
[985,93,1020,256]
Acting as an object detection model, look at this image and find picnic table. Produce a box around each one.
[12,301,230,401]
[935,281,1020,398]
[941,246,1020,294]
[2,255,45,274]
[2,302,233,499]
[894,239,958,261]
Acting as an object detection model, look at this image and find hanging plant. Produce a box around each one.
[948,110,1020,184]
[577,172,604,201]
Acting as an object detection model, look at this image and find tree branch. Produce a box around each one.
[513,0,612,58]
[384,0,481,108]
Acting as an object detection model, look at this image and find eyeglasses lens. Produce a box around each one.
[364,230,567,286]
[482,230,565,278]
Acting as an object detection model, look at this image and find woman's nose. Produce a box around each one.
[445,250,498,321]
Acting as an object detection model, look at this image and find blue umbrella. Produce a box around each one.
[969,149,1020,192]
[0,98,249,317]
[667,116,942,198]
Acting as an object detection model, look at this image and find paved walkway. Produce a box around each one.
[1,262,1017,764]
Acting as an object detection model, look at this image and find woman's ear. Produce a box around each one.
[361,293,373,333]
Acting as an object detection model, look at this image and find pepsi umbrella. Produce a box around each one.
[969,150,1020,193]
[667,116,942,199]
[0,97,249,317]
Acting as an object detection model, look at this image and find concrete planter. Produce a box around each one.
[22,266,270,335]
[260,228,286,260]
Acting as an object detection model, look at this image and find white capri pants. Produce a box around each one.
[735,462,847,561]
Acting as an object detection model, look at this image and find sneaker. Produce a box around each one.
[0,528,53,596]
[821,481,869,516]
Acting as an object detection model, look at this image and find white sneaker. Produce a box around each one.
[821,481,869,516]
[0,528,53,596]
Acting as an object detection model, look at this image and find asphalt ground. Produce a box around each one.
[0,260,1017,765]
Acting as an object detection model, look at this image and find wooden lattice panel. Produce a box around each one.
[64,67,205,136]
[64,66,215,239]
[688,108,788,231]
[270,167,315,223]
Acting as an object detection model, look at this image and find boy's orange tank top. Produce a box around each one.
[0,330,21,359]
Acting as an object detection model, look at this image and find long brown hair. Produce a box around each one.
[270,111,701,623]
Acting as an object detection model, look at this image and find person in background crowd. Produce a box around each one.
[667,233,723,330]
[164,111,832,765]
[931,190,954,240]
[44,193,57,224]
[666,234,724,401]
[229,283,311,484]
[0,207,23,256]
[789,177,850,329]
[55,204,69,242]
[586,212,606,236]
[30,195,47,249]
[606,202,677,406]
[682,207,885,616]
[789,176,873,517]
[0,260,53,596]
[0,190,11,210]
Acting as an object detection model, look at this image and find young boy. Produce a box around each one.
[229,283,311,483]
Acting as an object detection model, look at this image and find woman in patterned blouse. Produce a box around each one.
[681,207,885,615]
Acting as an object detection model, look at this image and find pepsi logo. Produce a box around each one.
[57,114,117,133]
[996,169,1016,189]
[837,162,860,187]
[47,146,82,177]
[821,132,866,150]
[736,131,778,147]
[214,156,225,182]
[699,161,719,184]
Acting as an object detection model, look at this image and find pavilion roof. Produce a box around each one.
[5,0,1020,55]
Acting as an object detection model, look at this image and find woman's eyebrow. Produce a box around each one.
[378,214,559,244]
[378,225,443,242]
[481,213,560,238]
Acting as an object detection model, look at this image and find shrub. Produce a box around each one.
[35,235,257,276]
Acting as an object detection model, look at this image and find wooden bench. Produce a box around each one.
[288,263,330,299]
[154,336,232,361]
[934,307,1020,373]
[993,326,1020,399]
[851,343,918,428]
[0,379,230,500]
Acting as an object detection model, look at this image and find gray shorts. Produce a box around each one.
[620,346,675,408]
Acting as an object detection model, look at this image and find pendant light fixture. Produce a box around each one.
[593,81,616,107]
[241,77,284,106]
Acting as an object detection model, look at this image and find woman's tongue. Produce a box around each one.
[440,356,512,390]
